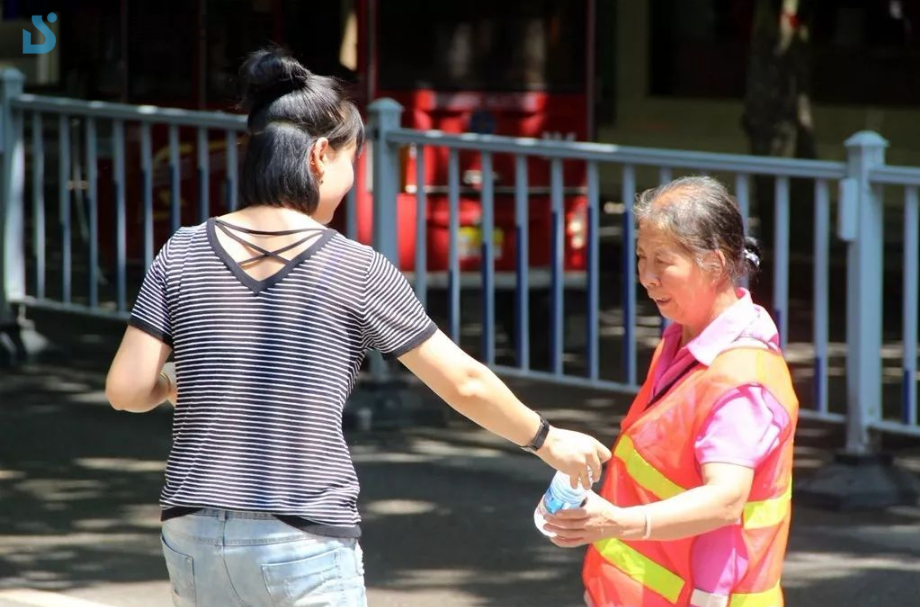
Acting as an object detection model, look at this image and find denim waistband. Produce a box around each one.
[193,508,278,521]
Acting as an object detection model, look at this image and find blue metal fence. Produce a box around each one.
[866,162,920,436]
[367,99,920,451]
[373,100,849,399]
[3,68,920,458]
[0,79,360,323]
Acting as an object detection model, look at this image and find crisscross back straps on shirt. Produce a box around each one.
[214,219,328,266]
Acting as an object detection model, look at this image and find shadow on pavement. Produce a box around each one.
[2,364,920,607]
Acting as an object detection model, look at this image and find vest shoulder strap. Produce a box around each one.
[703,346,798,416]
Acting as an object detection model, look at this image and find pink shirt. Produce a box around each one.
[651,289,790,602]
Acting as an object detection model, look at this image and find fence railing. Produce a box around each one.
[3,68,920,461]
[366,100,919,453]
[0,70,357,324]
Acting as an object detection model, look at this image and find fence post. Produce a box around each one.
[345,98,439,429]
[368,98,403,265]
[0,68,26,366]
[366,98,403,388]
[797,131,920,509]
[843,131,887,455]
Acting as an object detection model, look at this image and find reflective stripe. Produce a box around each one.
[615,436,686,500]
[694,584,782,607]
[691,589,729,607]
[616,432,790,531]
[593,538,685,604]
[729,584,782,607]
[743,484,792,529]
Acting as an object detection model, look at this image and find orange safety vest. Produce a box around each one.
[583,342,799,607]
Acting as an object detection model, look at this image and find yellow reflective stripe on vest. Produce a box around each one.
[593,538,685,604]
[615,436,686,500]
[616,434,790,530]
[743,484,792,529]
[729,583,782,607]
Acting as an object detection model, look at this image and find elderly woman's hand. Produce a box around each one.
[541,492,637,548]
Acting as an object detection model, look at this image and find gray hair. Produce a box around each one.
[634,176,761,282]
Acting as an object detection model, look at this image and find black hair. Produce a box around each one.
[634,176,761,282]
[237,47,365,214]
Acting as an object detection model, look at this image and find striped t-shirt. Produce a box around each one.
[129,218,436,536]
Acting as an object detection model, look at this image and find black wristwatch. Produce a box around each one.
[521,413,551,454]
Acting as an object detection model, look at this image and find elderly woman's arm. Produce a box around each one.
[629,463,754,540]
[106,326,175,412]
[542,462,754,546]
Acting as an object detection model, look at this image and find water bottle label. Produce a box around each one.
[535,473,589,537]
[542,491,585,515]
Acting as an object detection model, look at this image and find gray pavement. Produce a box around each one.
[2,363,920,607]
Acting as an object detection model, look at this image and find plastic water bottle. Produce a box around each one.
[534,471,589,537]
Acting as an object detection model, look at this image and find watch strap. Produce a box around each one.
[521,413,550,453]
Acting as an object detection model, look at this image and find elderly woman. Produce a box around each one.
[542,176,799,607]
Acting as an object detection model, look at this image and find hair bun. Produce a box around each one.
[239,48,311,114]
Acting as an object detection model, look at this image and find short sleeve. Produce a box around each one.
[362,252,437,359]
[695,385,790,469]
[129,244,173,346]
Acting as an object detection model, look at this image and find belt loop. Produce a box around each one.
[218,510,228,522]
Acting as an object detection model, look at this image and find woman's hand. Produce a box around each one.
[106,326,172,413]
[160,362,177,405]
[541,492,640,548]
[536,427,612,490]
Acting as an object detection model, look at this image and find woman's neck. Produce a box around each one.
[680,284,740,346]
[222,205,323,231]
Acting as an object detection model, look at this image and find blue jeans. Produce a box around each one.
[161,509,367,607]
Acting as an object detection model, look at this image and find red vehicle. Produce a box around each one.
[83,0,594,282]
[349,0,594,285]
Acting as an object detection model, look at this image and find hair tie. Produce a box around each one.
[250,77,306,114]
[744,249,761,268]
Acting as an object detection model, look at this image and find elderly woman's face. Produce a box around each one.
[636,224,717,327]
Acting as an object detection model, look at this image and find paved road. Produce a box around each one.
[2,363,919,607]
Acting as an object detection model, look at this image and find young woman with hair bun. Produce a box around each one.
[106,48,611,607]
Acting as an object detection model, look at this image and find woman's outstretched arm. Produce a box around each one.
[399,329,611,485]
